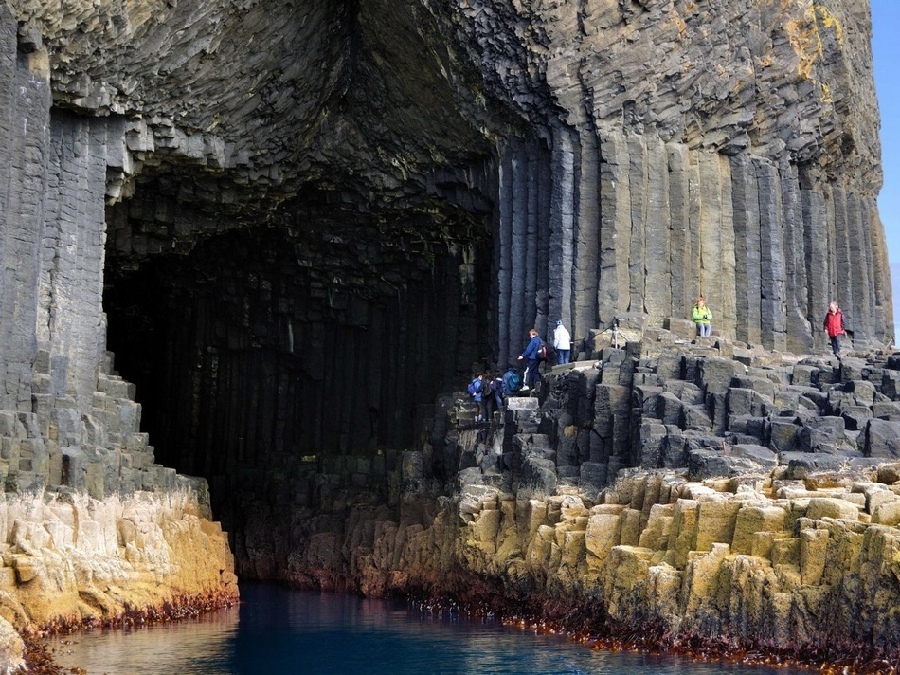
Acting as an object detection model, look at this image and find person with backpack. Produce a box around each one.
[501,364,521,401]
[481,373,495,422]
[517,328,545,392]
[467,372,488,423]
[491,371,504,412]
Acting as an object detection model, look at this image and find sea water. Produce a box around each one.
[48,583,806,674]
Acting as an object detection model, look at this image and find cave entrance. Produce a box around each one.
[103,183,494,528]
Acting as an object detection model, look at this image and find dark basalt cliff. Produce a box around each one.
[0,0,896,664]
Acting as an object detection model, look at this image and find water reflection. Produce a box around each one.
[49,605,239,674]
[48,584,805,675]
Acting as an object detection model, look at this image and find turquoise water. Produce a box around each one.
[47,584,805,674]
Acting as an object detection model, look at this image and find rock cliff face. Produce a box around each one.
[0,4,239,660]
[1,1,891,482]
[0,488,237,627]
[0,0,895,666]
[242,330,900,663]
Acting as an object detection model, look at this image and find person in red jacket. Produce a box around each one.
[823,300,846,357]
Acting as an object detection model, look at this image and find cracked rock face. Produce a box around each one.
[28,0,885,356]
[9,1,885,206]
[0,0,893,582]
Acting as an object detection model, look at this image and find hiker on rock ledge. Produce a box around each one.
[553,320,571,365]
[692,296,712,338]
[823,300,846,357]
[517,328,543,392]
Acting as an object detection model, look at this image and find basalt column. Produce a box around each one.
[465,0,893,354]
[0,12,49,412]
[495,128,892,355]
[496,136,552,367]
[0,16,155,495]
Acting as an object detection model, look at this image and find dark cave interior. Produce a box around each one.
[102,173,497,526]
[89,0,529,546]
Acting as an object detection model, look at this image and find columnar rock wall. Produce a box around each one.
[5,1,892,375]
[102,226,492,472]
[0,1,895,666]
[0,7,239,659]
[0,0,892,477]
[0,4,187,497]
[477,0,894,362]
[0,9,49,413]
[405,468,900,656]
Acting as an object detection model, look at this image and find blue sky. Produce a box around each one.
[871,0,900,330]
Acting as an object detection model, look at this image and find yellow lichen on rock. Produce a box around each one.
[350,467,900,656]
[0,489,237,634]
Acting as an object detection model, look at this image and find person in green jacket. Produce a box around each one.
[692,296,712,337]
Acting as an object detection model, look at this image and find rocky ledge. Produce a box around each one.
[243,323,900,671]
[0,487,238,672]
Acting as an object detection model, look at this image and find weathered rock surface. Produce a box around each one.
[0,0,897,668]
[0,1,893,503]
[0,489,237,627]
[0,618,22,674]
[0,487,237,671]
[244,419,900,664]
[230,326,900,664]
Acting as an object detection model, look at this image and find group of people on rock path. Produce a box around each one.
[469,298,850,423]
[467,371,501,424]
[467,319,571,423]
[517,320,572,391]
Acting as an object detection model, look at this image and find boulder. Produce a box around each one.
[779,452,880,479]
[580,462,608,491]
[872,501,900,526]
[663,318,696,340]
[682,404,713,431]
[727,387,772,417]
[730,375,776,398]
[838,358,867,382]
[843,379,876,405]
[696,357,747,394]
[798,416,846,452]
[519,456,558,496]
[805,497,859,521]
[873,401,900,421]
[769,418,800,452]
[731,504,788,555]
[688,446,772,480]
[664,380,705,405]
[882,371,900,400]
[791,365,819,387]
[860,419,900,459]
[729,444,778,468]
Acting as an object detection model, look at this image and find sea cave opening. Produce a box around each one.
[102,173,496,555]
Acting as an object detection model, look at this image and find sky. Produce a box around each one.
[871,0,900,332]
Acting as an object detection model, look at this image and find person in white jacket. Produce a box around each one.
[553,320,571,365]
